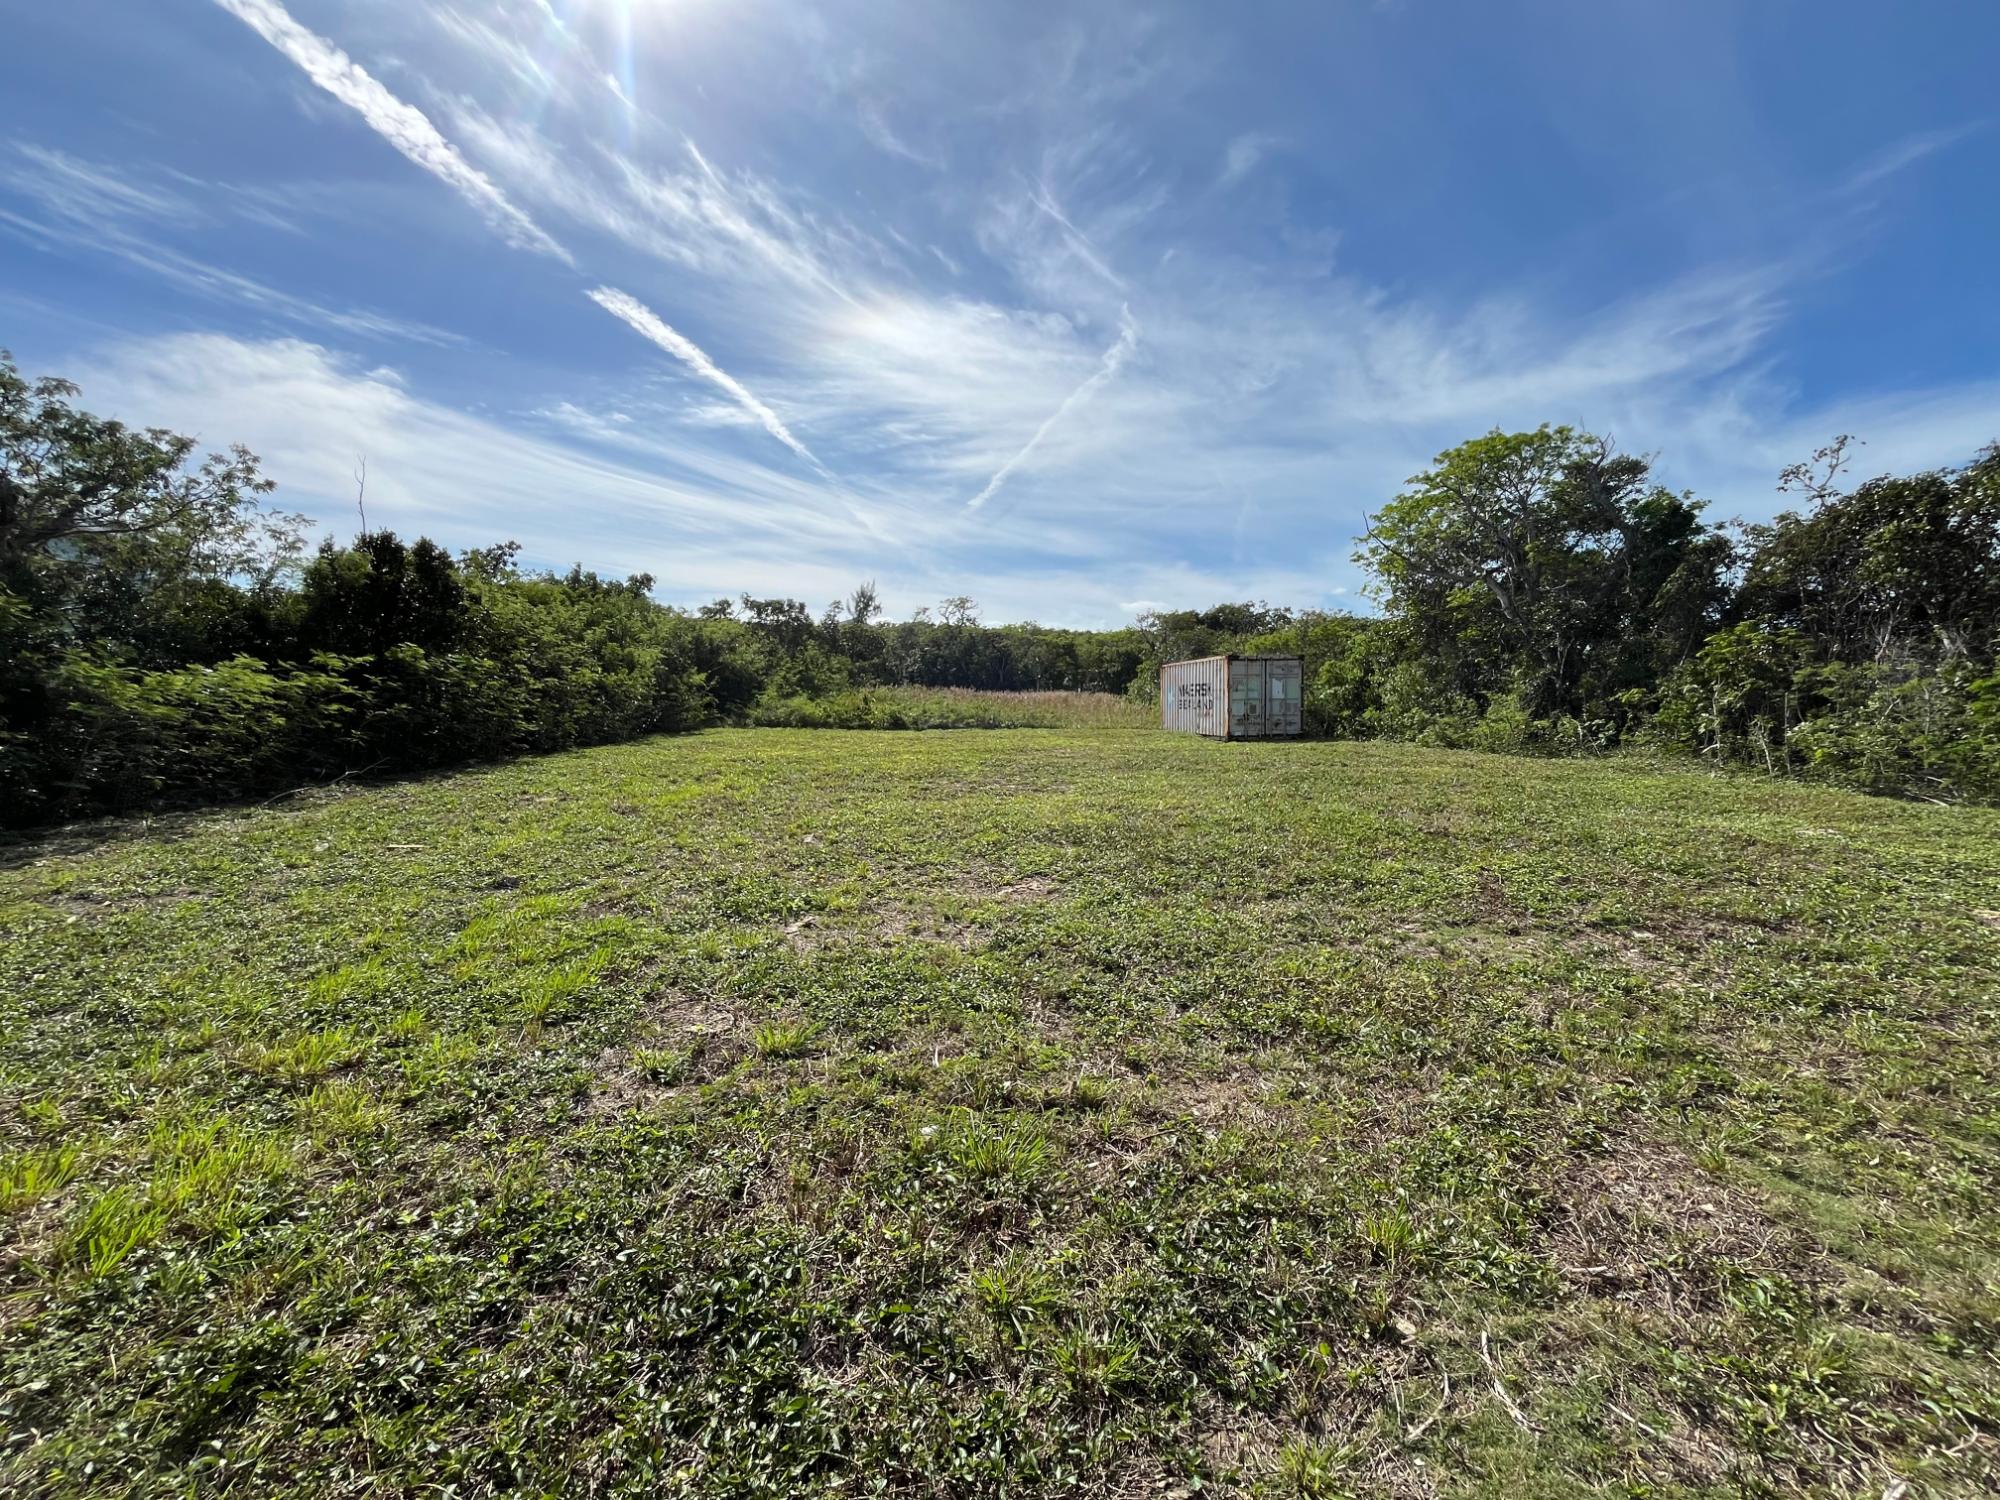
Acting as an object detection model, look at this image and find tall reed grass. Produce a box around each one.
[749,686,1151,730]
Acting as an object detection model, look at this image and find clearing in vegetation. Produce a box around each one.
[2,724,1997,1497]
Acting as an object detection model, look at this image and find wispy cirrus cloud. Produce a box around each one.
[63,329,1336,626]
[1839,122,1984,196]
[1028,184,1126,292]
[7,144,200,227]
[1217,131,1280,187]
[19,0,1990,628]
[212,0,573,262]
[0,145,465,346]
[445,100,873,303]
[212,1,825,474]
[854,98,939,168]
[71,332,859,558]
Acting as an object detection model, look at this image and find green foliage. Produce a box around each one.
[1743,436,2000,662]
[0,1145,81,1213]
[1350,427,2000,800]
[59,1185,166,1278]
[1630,444,2000,799]
[0,502,723,822]
[969,1253,1062,1346]
[0,345,1160,824]
[1267,1436,1361,1499]
[32,652,359,809]
[247,1029,364,1084]
[750,685,1149,730]
[631,1045,693,1083]
[942,1113,1054,1193]
[1359,425,1732,725]
[750,1019,823,1059]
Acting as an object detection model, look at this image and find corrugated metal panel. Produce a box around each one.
[1262,656,1304,737]
[1160,656,1229,737]
[1228,657,1266,738]
[1162,654,1305,739]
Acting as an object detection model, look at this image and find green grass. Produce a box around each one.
[2,727,1997,1496]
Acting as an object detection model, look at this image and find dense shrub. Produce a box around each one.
[25,653,357,810]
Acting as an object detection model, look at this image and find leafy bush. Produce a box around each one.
[1649,625,2000,800]
[1786,660,2000,800]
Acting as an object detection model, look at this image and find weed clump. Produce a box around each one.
[752,1020,822,1059]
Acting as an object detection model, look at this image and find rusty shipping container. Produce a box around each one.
[1160,655,1304,739]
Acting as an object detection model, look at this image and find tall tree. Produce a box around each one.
[1738,442,2000,664]
[1360,426,1730,718]
[0,351,301,661]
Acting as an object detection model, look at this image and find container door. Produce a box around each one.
[1266,660,1303,736]
[1230,659,1266,738]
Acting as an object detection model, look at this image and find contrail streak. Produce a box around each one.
[588,286,823,471]
[213,0,572,263]
[967,306,1139,512]
[1032,189,1126,291]
[218,2,845,498]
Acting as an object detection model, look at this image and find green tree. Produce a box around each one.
[0,351,304,666]
[1,351,309,816]
[298,533,469,657]
[1739,439,2000,664]
[1359,426,1729,725]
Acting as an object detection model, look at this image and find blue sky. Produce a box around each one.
[3,1,1995,625]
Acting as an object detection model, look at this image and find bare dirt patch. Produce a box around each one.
[582,1049,670,1119]
[783,901,987,953]
[994,875,1058,901]
[1383,918,1548,968]
[580,993,749,1118]
[1545,1139,1826,1311]
[944,869,1061,904]
[45,886,206,917]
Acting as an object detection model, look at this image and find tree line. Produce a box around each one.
[1248,426,1998,802]
[3,351,1995,825]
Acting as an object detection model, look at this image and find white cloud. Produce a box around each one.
[443,103,876,309]
[1028,184,1126,292]
[1840,123,1983,196]
[0,147,465,346]
[854,98,937,168]
[1218,132,1279,187]
[212,0,572,262]
[71,332,854,562]
[680,399,759,428]
[59,332,1343,626]
[68,320,1999,630]
[8,145,201,227]
[30,5,1995,626]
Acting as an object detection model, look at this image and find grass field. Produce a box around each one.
[3,726,1998,1497]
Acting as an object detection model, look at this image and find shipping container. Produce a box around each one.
[1160,655,1304,739]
